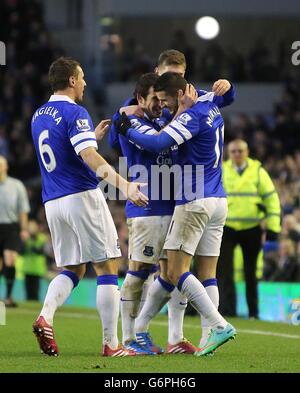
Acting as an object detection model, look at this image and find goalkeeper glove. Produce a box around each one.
[114,112,132,136]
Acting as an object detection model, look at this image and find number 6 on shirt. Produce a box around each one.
[38,129,57,173]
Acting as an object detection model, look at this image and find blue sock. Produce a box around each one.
[127,269,150,281]
[60,270,79,288]
[158,275,175,292]
[97,274,118,286]
[202,278,218,288]
[177,271,192,291]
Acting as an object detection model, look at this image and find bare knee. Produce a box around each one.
[93,258,120,276]
[194,255,218,282]
[159,259,167,276]
[167,268,182,286]
[166,250,192,285]
[65,264,86,280]
[198,270,216,282]
[128,260,153,272]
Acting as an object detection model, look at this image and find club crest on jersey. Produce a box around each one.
[143,246,154,257]
[177,113,192,125]
[76,118,91,132]
[156,120,166,128]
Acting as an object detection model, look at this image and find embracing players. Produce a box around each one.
[117,71,237,356]
[111,50,235,354]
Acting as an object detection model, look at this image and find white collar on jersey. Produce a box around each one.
[48,94,76,104]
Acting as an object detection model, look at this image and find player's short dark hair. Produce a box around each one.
[48,57,81,91]
[154,72,187,97]
[134,73,159,99]
[157,49,186,69]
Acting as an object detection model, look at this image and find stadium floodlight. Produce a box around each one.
[195,16,220,40]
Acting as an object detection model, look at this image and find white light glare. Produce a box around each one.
[195,16,220,40]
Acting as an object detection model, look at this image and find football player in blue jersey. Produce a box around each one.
[155,52,236,349]
[109,49,234,149]
[31,57,148,357]
[110,50,235,355]
[117,72,237,356]
[111,50,235,355]
[110,73,199,355]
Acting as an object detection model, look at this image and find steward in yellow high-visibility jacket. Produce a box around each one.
[223,158,281,233]
[217,139,281,319]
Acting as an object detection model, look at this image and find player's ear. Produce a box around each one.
[154,66,159,75]
[136,93,144,106]
[69,75,76,87]
[177,89,184,99]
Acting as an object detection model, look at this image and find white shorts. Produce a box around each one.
[127,215,172,264]
[45,188,121,267]
[164,198,228,257]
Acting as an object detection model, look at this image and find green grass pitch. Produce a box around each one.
[0,302,300,373]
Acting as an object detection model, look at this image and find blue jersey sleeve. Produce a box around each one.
[197,83,235,108]
[127,110,199,154]
[109,97,138,149]
[109,111,122,149]
[126,115,158,150]
[127,128,174,153]
[67,106,97,155]
[128,115,157,135]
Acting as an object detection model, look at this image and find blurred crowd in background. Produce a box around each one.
[0,0,300,288]
[103,29,295,83]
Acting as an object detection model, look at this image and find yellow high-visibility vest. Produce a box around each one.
[222,158,281,232]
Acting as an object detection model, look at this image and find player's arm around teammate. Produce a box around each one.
[113,75,201,355]
[117,73,236,356]
[111,50,235,356]
[116,73,232,353]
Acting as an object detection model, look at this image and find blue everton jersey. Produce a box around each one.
[196,85,235,108]
[109,97,136,149]
[110,112,175,218]
[108,85,235,150]
[31,95,99,203]
[127,98,227,204]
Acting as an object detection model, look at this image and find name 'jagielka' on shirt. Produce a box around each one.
[32,106,62,125]
[31,95,99,203]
